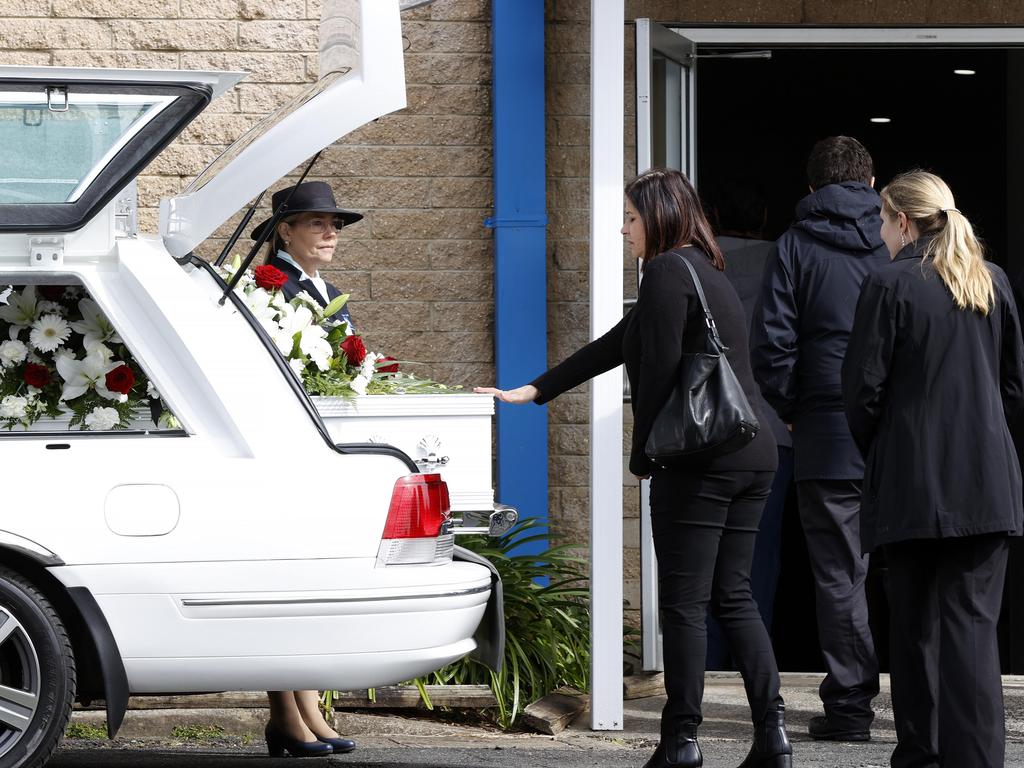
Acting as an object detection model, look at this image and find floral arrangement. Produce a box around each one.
[0,284,174,431]
[221,257,459,398]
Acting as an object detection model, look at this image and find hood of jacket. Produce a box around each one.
[792,181,884,253]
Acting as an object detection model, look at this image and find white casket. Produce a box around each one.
[313,393,494,514]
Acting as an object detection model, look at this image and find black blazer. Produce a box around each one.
[531,248,777,477]
[841,238,1024,553]
[267,254,353,328]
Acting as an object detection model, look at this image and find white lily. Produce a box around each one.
[299,325,333,372]
[0,286,37,328]
[69,299,121,351]
[349,374,369,396]
[289,357,307,377]
[56,347,119,401]
[271,305,315,357]
[242,288,279,324]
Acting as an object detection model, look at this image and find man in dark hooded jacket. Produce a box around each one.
[751,136,888,742]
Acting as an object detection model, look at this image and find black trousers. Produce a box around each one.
[650,468,782,730]
[797,479,880,728]
[886,534,1009,768]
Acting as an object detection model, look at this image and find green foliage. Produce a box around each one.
[171,724,226,741]
[64,721,107,739]
[420,518,591,729]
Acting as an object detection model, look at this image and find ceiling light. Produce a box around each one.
[870,117,891,124]
[954,69,976,76]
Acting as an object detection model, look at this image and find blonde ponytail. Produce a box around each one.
[880,171,993,315]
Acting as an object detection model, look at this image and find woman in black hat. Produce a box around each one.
[256,182,362,757]
[251,180,363,330]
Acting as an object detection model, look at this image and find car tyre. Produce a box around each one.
[0,568,75,768]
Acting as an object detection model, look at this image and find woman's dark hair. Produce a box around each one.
[625,168,724,270]
[806,135,874,190]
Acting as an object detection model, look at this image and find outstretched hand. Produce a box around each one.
[473,384,539,404]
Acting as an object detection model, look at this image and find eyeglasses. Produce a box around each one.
[294,216,342,234]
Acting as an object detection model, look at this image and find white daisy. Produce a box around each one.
[29,314,71,353]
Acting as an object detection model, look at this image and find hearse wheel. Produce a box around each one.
[0,568,74,768]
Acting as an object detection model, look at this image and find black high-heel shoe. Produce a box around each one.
[317,735,356,754]
[264,723,333,758]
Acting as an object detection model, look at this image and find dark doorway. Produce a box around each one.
[695,46,1024,674]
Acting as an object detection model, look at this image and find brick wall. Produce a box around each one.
[0,0,494,388]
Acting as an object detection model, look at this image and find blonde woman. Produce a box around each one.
[842,170,1024,768]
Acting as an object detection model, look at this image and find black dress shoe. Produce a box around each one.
[736,704,792,768]
[317,735,356,754]
[808,715,870,742]
[264,723,333,758]
[642,719,702,768]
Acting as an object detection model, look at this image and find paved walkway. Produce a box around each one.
[61,673,1024,766]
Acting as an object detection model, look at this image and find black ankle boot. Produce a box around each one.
[736,704,792,768]
[643,719,702,768]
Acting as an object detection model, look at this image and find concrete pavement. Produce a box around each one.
[57,673,1024,767]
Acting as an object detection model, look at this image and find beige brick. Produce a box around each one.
[181,112,261,145]
[550,240,589,271]
[552,52,588,85]
[552,454,588,487]
[548,146,588,177]
[550,0,589,21]
[51,50,181,69]
[546,21,588,54]
[334,177,433,209]
[238,0,306,20]
[548,82,589,117]
[553,423,588,455]
[547,391,587,424]
[180,52,309,83]
[322,145,492,178]
[429,239,492,271]
[0,18,112,48]
[317,269,369,300]
[623,487,641,518]
[334,238,431,270]
[554,115,588,146]
[372,209,489,240]
[145,143,225,177]
[237,82,308,112]
[405,52,491,85]
[367,331,493,363]
[417,361,493,389]
[623,578,641,612]
[549,210,589,241]
[346,114,491,147]
[180,0,238,17]
[804,0,926,23]
[1,51,51,65]
[238,19,317,50]
[403,20,489,54]
[0,0,51,16]
[550,177,589,210]
[430,301,492,332]
[345,300,429,331]
[370,270,491,301]
[136,175,186,207]
[110,20,237,50]
[53,0,177,17]
[429,177,491,208]
[428,0,488,21]
[406,84,491,115]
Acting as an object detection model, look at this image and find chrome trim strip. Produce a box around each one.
[180,583,491,607]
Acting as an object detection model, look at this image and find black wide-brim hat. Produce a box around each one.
[250,180,363,241]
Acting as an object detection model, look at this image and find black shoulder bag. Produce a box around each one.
[644,252,760,465]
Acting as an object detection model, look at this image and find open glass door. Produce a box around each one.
[635,19,696,673]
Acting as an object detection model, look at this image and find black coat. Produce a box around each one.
[751,181,891,480]
[531,247,777,477]
[841,238,1024,553]
[267,254,353,328]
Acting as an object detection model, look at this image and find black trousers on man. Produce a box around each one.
[797,479,879,730]
[886,534,1009,768]
[650,468,783,732]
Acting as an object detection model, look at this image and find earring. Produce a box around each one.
[899,232,906,247]
[285,240,290,246]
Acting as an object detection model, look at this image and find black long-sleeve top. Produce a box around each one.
[531,247,777,476]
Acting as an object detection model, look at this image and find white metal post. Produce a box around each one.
[589,0,624,731]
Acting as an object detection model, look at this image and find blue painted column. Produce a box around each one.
[488,0,548,553]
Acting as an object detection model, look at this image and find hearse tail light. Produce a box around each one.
[376,474,454,566]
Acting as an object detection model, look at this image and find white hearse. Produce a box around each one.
[0,3,508,766]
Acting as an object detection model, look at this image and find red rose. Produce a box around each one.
[105,365,135,395]
[23,363,50,388]
[38,285,65,301]
[254,264,289,291]
[377,356,399,373]
[339,335,367,366]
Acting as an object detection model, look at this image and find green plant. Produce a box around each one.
[171,724,226,741]
[64,721,107,739]
[422,518,591,728]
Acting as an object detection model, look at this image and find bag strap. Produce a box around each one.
[672,250,727,350]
